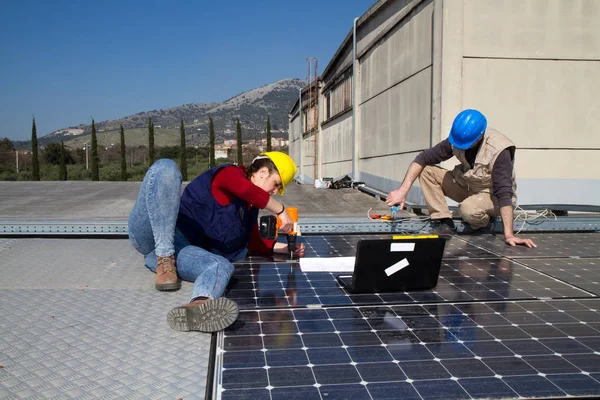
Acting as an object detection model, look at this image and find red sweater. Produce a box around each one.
[211,165,275,253]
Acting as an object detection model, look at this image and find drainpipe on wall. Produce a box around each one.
[352,16,359,182]
[298,87,303,183]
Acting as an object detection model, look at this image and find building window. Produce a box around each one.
[325,74,352,120]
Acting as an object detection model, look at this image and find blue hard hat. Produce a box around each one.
[448,109,487,150]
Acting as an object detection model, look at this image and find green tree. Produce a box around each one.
[159,146,179,159]
[59,141,67,181]
[209,117,215,168]
[119,124,127,181]
[179,120,188,181]
[43,142,75,165]
[31,117,40,180]
[0,138,15,169]
[266,115,272,152]
[148,117,155,165]
[90,119,100,180]
[236,119,243,165]
[0,138,14,152]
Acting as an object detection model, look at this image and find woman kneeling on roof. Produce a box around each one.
[128,151,304,332]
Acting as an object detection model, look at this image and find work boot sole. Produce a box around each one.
[155,280,181,291]
[166,298,239,332]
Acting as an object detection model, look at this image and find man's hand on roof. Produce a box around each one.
[504,235,537,248]
[386,187,408,210]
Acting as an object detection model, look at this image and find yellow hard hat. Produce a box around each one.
[261,151,297,195]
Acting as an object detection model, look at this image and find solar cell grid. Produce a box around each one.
[215,232,600,400]
[463,232,600,259]
[225,258,593,310]
[217,299,600,400]
[292,234,498,260]
[516,258,600,296]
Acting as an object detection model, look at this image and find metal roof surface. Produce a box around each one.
[1,181,599,400]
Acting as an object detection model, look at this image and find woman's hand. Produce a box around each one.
[277,210,293,232]
[273,241,305,257]
[292,242,305,258]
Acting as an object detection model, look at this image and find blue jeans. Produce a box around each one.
[128,159,241,300]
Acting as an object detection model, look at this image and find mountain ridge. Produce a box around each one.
[15,78,305,148]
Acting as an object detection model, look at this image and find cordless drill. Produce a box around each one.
[258,206,299,259]
[285,207,299,259]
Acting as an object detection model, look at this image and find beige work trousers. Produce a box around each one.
[419,165,499,229]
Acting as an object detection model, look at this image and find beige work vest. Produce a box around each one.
[451,128,517,199]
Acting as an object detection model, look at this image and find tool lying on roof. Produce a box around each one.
[368,207,397,221]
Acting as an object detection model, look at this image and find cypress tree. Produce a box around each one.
[90,119,99,181]
[266,115,272,152]
[236,119,243,165]
[179,120,188,181]
[59,141,67,180]
[31,117,40,181]
[209,117,215,168]
[119,124,127,181]
[148,117,155,165]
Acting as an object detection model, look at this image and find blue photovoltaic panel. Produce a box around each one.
[233,234,499,263]
[225,258,593,310]
[213,232,600,400]
[300,234,498,260]
[215,299,600,400]
[516,258,600,296]
[463,232,600,259]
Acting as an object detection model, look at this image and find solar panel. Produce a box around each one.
[516,258,600,296]
[224,258,593,310]
[212,232,600,400]
[297,234,498,260]
[215,299,600,399]
[463,232,600,259]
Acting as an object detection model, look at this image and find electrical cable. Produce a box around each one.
[366,207,432,234]
[513,205,557,234]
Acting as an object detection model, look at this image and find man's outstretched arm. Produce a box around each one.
[385,162,423,210]
[499,206,537,248]
[386,140,453,209]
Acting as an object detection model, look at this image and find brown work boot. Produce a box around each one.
[166,297,239,332]
[155,255,181,291]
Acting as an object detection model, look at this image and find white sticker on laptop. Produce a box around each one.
[390,243,415,252]
[385,258,410,276]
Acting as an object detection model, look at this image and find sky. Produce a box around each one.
[0,0,374,141]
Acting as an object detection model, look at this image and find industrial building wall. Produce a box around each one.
[358,0,435,202]
[302,129,318,183]
[290,0,599,204]
[317,39,354,181]
[321,112,353,179]
[288,112,302,181]
[316,0,433,184]
[443,0,600,204]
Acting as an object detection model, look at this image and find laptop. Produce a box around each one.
[335,235,447,294]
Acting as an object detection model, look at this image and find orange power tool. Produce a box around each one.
[259,206,299,259]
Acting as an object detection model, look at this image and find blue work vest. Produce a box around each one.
[177,164,259,258]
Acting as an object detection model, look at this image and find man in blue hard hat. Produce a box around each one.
[386,109,536,248]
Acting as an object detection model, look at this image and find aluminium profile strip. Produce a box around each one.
[0,216,598,237]
[493,216,600,233]
[298,216,600,234]
[0,220,128,235]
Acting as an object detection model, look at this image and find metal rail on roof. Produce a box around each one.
[299,216,600,234]
[0,220,128,235]
[1,215,599,237]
